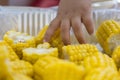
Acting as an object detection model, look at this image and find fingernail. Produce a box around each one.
[89,29,94,35]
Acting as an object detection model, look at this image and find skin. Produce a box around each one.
[44,0,94,45]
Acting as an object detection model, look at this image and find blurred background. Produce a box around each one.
[0,0,120,7]
[0,0,33,6]
[0,0,60,7]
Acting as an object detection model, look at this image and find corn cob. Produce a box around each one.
[119,68,120,76]
[62,44,99,64]
[112,46,120,68]
[10,60,33,77]
[22,43,58,64]
[96,20,120,56]
[34,56,85,80]
[0,45,12,80]
[3,30,36,59]
[0,45,33,80]
[85,67,120,80]
[82,52,117,71]
[0,41,19,61]
[36,26,64,58]
[35,26,48,44]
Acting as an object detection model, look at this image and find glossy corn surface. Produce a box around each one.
[96,20,120,56]
[0,41,19,61]
[0,45,12,80]
[112,46,120,68]
[62,44,99,64]
[34,56,85,80]
[82,52,117,71]
[10,60,33,77]
[85,67,120,80]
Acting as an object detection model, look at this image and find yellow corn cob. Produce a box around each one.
[112,46,120,68]
[10,60,33,77]
[0,45,33,80]
[119,68,120,76]
[0,45,12,80]
[3,30,36,59]
[22,43,58,64]
[85,67,120,80]
[49,29,63,57]
[82,52,117,71]
[35,26,48,44]
[34,56,85,80]
[96,20,120,56]
[0,41,19,61]
[36,26,64,58]
[10,74,33,80]
[62,44,99,64]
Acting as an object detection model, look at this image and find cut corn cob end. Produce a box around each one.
[82,52,117,71]
[10,60,33,77]
[3,30,36,59]
[37,42,50,49]
[96,20,120,56]
[112,46,120,68]
[62,44,99,64]
[0,40,19,61]
[34,56,85,80]
[84,67,120,80]
[22,47,58,64]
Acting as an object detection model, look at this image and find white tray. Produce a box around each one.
[0,7,120,45]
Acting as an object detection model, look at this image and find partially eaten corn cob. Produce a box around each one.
[36,26,64,58]
[82,52,117,71]
[62,44,99,64]
[34,56,85,80]
[22,43,58,64]
[4,30,36,59]
[10,60,33,77]
[85,67,120,80]
[0,41,19,61]
[112,46,120,68]
[96,20,120,56]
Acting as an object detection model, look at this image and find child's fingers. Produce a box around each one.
[82,13,94,35]
[60,19,71,45]
[71,17,86,44]
[44,18,60,42]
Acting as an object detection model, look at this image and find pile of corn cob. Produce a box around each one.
[1,20,120,80]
